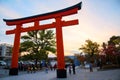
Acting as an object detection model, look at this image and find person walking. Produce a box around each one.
[32,64,36,73]
[27,65,31,73]
[72,63,76,74]
[53,63,57,71]
[89,62,93,72]
[45,62,48,73]
[69,64,72,75]
[50,63,53,71]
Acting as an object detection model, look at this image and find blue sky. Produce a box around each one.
[0,0,120,55]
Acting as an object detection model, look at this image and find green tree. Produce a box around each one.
[20,30,56,62]
[79,40,100,56]
[79,39,100,62]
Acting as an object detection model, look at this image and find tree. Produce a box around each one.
[75,53,86,66]
[102,36,120,65]
[79,40,100,56]
[20,30,56,62]
[108,36,120,54]
[79,39,100,63]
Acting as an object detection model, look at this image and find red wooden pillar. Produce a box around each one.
[9,24,21,75]
[55,17,66,78]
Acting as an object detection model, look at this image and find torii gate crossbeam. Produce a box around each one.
[3,2,82,78]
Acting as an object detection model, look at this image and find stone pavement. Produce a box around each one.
[0,68,120,80]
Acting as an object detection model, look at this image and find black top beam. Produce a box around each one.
[3,2,82,22]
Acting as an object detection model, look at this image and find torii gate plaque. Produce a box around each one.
[3,2,82,78]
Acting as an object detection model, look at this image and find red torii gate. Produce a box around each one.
[3,2,82,78]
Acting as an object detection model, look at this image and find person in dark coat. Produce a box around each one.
[69,64,72,75]
[32,64,36,73]
[89,62,93,72]
[72,63,76,74]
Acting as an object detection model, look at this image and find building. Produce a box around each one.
[0,43,12,60]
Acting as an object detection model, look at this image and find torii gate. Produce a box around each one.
[3,2,82,78]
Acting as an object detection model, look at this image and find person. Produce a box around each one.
[32,64,36,73]
[72,63,76,74]
[50,63,53,71]
[89,62,93,72]
[69,64,72,75]
[27,65,31,73]
[40,63,42,70]
[45,62,48,73]
[99,59,102,69]
[53,63,57,71]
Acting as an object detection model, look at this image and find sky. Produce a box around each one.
[0,0,120,56]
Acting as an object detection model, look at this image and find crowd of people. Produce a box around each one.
[18,61,57,73]
[18,61,77,75]
[18,60,100,75]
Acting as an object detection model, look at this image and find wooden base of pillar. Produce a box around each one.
[57,69,67,78]
[9,68,18,75]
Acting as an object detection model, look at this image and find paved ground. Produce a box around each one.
[0,68,120,80]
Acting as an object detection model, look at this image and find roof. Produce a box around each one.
[3,2,82,24]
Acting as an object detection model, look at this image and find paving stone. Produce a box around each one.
[0,68,120,80]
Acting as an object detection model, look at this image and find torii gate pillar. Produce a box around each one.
[3,2,82,78]
[55,17,66,77]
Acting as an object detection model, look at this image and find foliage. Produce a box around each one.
[102,36,120,65]
[108,35,120,54]
[108,36,120,45]
[20,30,56,61]
[79,39,100,57]
[78,40,100,63]
[75,54,85,65]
